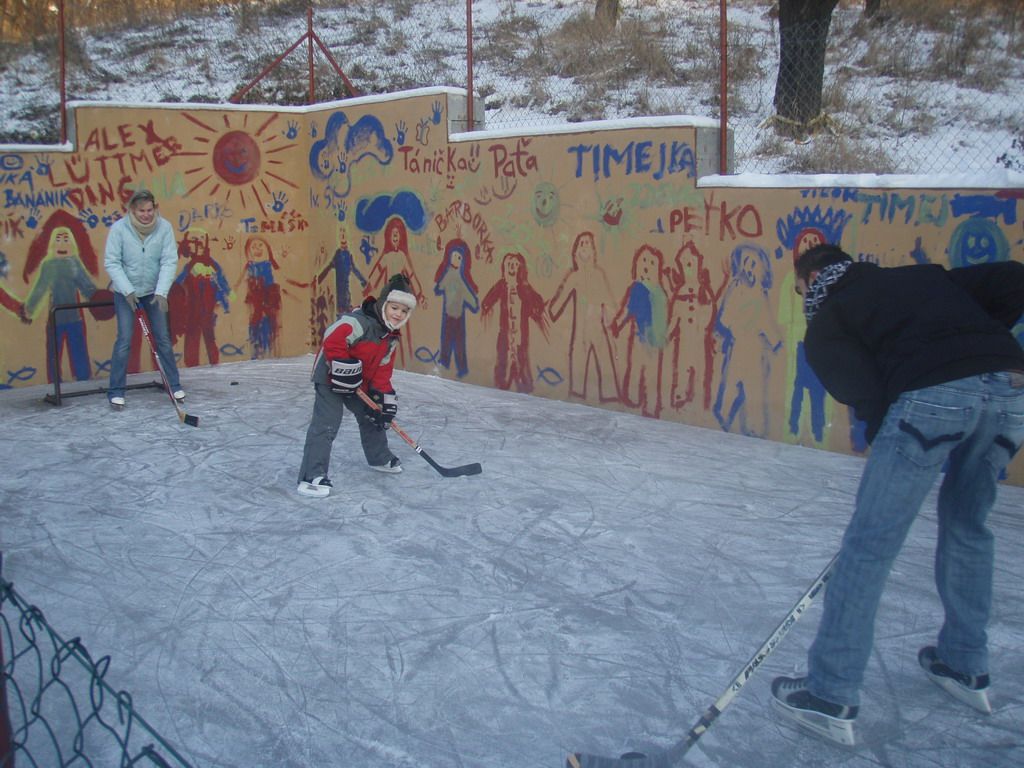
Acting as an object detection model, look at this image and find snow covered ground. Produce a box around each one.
[2,357,1022,767]
[1,0,1021,173]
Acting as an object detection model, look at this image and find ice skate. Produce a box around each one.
[919,646,991,714]
[771,676,857,746]
[297,476,332,498]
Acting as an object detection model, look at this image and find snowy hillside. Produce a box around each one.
[0,0,1022,174]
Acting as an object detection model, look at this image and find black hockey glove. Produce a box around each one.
[369,388,397,430]
[329,358,362,395]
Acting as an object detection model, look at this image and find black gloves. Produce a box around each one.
[369,388,397,430]
[329,358,362,395]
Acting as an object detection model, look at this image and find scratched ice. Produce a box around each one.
[1,356,1022,768]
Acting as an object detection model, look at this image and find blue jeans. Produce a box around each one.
[108,293,181,398]
[807,372,1024,707]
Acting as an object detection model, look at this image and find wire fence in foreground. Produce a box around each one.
[0,557,193,768]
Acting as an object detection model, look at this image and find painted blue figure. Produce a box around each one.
[776,212,851,446]
[790,341,827,440]
[609,244,670,418]
[713,244,781,437]
[317,226,367,315]
[433,238,479,378]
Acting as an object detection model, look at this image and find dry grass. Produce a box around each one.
[3,0,1020,173]
[782,133,898,175]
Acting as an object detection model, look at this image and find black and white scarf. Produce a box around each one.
[803,260,852,322]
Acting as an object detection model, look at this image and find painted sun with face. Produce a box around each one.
[181,111,299,209]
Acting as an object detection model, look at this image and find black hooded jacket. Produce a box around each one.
[803,260,1024,443]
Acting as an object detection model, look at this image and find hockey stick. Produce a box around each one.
[355,388,482,477]
[567,553,840,768]
[136,306,199,427]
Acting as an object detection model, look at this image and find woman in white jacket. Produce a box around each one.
[103,189,184,409]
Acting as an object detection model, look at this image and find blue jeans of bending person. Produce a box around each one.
[108,292,181,399]
[807,372,1024,707]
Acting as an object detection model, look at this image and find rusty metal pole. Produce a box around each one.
[59,0,67,143]
[307,6,315,103]
[466,0,475,131]
[719,0,728,174]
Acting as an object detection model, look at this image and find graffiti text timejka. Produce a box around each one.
[568,139,697,182]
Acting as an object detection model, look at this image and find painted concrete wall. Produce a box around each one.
[1,88,1022,481]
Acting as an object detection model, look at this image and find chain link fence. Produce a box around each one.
[1,0,1021,174]
[1,560,193,767]
[460,0,1023,174]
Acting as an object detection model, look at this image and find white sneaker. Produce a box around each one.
[109,396,125,410]
[173,390,186,402]
[297,476,332,498]
[371,457,402,474]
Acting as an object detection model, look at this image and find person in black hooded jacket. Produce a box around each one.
[771,243,1024,746]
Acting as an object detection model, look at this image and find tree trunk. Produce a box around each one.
[864,0,881,19]
[595,0,620,30]
[773,0,840,133]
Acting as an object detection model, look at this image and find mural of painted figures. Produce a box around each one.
[240,235,283,359]
[1,253,26,321]
[365,217,426,367]
[21,211,100,383]
[778,228,831,445]
[433,238,479,378]
[548,231,620,403]
[317,224,367,315]
[610,244,669,419]
[1,252,30,389]
[666,240,728,412]
[481,251,548,393]
[713,244,783,438]
[170,229,231,367]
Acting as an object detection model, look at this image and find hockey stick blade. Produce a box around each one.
[568,751,670,768]
[567,554,838,768]
[356,388,481,477]
[136,308,199,428]
[414,446,482,477]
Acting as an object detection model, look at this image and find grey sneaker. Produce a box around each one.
[370,457,402,474]
[771,676,857,746]
[919,646,991,714]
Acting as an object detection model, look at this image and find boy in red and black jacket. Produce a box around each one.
[297,274,417,497]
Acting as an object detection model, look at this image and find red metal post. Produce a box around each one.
[59,0,67,143]
[719,0,728,175]
[307,6,315,103]
[466,0,475,131]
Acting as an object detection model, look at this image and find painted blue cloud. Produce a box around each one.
[356,191,428,234]
[309,111,349,181]
[345,115,393,165]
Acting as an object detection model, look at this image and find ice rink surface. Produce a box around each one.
[2,356,1022,768]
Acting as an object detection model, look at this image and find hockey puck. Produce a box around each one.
[620,754,647,760]
[230,381,239,385]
